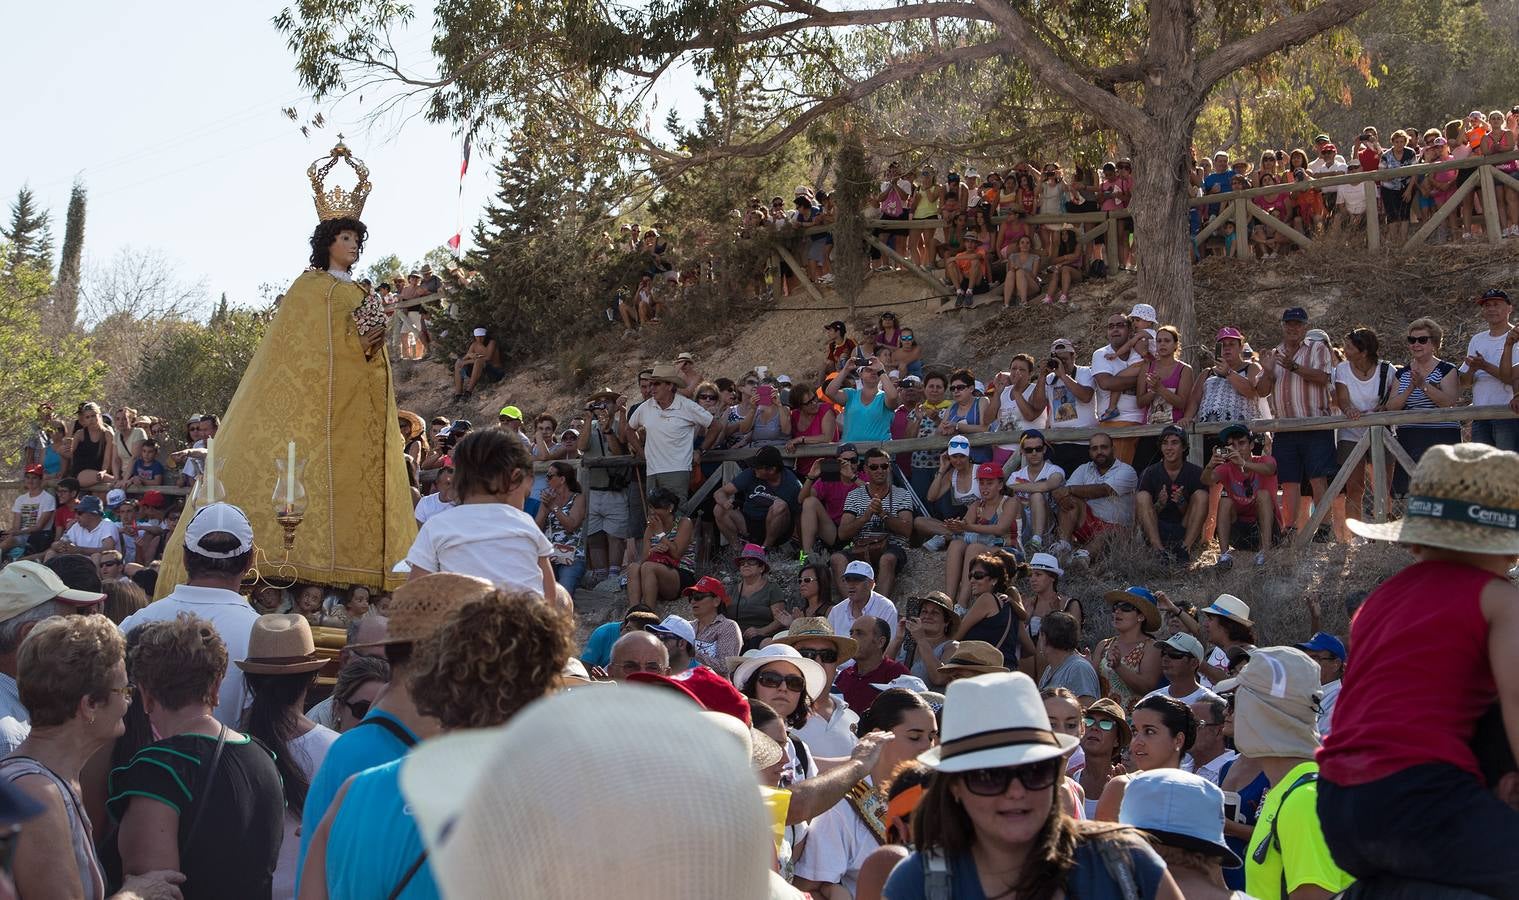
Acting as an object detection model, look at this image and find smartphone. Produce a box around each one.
[756,385,775,406]
[855,345,868,363]
[904,597,923,619]
[819,459,841,482]
[1223,791,1242,823]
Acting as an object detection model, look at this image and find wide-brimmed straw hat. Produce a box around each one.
[587,386,621,403]
[1349,443,1519,554]
[648,364,684,386]
[729,644,827,701]
[915,591,961,633]
[1201,593,1253,627]
[934,640,1008,676]
[1104,586,1162,633]
[348,572,495,647]
[919,672,1078,772]
[770,617,857,659]
[401,687,774,900]
[235,613,327,674]
[397,410,425,436]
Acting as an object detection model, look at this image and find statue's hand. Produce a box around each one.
[361,325,386,357]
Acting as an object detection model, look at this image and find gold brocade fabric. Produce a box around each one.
[153,271,418,597]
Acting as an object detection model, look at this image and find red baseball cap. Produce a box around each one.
[625,671,703,706]
[140,490,166,508]
[681,575,730,605]
[23,465,42,477]
[672,666,753,725]
[976,463,1002,480]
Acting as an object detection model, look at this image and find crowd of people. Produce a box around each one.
[0,433,1511,898]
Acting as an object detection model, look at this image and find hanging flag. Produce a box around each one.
[451,132,473,258]
[460,133,473,180]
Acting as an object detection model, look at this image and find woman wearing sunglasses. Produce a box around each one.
[1384,316,1460,495]
[883,673,1181,899]
[1089,587,1162,712]
[1093,694,1198,822]
[953,553,1035,672]
[776,562,835,632]
[733,646,829,787]
[1078,698,1132,819]
[329,655,389,733]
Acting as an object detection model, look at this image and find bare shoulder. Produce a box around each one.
[1480,574,1519,625]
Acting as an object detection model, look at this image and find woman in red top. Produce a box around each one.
[1318,443,1519,896]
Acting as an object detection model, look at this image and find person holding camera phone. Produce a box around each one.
[1044,338,1096,474]
[577,388,634,586]
[1201,424,1282,571]
[825,354,898,444]
[798,446,861,565]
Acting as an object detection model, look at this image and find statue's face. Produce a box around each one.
[329,229,362,269]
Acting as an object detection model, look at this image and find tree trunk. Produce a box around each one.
[1127,109,1202,357]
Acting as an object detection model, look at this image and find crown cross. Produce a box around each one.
[308,138,371,221]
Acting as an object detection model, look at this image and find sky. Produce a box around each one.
[4,3,701,318]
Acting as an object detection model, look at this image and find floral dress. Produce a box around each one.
[545,494,584,565]
[1098,638,1150,712]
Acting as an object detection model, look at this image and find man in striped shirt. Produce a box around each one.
[1256,307,1334,538]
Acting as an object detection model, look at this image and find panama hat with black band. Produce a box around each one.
[1348,442,1519,555]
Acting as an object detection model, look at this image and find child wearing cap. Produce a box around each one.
[5,466,56,560]
[1098,304,1158,422]
[1316,444,1519,894]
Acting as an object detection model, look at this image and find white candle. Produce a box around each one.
[286,441,297,507]
[204,437,216,503]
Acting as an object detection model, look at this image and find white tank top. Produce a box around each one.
[998,383,1050,450]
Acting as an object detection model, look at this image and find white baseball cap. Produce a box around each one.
[1159,632,1206,661]
[105,489,127,508]
[947,435,972,457]
[184,503,255,558]
[843,560,875,581]
[472,327,488,337]
[1128,303,1158,322]
[645,614,697,649]
[871,674,929,692]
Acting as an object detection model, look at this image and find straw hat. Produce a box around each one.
[729,644,827,701]
[587,386,621,403]
[401,687,774,900]
[648,364,684,386]
[934,640,1008,677]
[1201,593,1253,627]
[235,614,327,674]
[769,617,857,658]
[397,410,425,436]
[1349,443,1519,554]
[349,572,495,647]
[919,672,1078,772]
[1103,586,1162,633]
[914,591,961,633]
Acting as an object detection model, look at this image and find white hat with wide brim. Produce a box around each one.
[1347,443,1519,555]
[729,644,827,701]
[918,672,1077,773]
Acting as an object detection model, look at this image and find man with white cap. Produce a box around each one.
[1317,443,1519,896]
[1226,646,1352,899]
[826,560,898,642]
[1142,632,1220,707]
[626,364,713,503]
[119,502,260,728]
[1044,336,1096,474]
[0,561,105,751]
[646,614,698,671]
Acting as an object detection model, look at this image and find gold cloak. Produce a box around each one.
[154,271,417,597]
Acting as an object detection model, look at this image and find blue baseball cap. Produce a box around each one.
[1294,631,1346,662]
[76,495,103,516]
[1282,307,1309,323]
[1119,770,1242,867]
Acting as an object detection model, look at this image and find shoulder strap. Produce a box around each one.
[357,715,418,748]
[1091,834,1142,900]
[1376,361,1392,405]
[1252,770,1320,900]
[386,849,430,900]
[182,728,228,854]
[923,851,953,900]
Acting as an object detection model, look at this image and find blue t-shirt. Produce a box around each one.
[842,387,894,443]
[324,759,439,899]
[582,621,622,668]
[884,838,1167,899]
[297,710,418,880]
[131,458,166,482]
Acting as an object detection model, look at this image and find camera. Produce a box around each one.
[904,597,923,619]
[1046,357,1060,371]
[819,459,841,482]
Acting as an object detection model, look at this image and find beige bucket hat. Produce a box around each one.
[348,572,495,648]
[235,614,327,674]
[1348,442,1519,555]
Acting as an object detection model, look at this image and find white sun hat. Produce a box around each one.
[919,672,1077,772]
[402,687,774,900]
[729,644,827,701]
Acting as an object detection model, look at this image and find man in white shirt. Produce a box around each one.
[627,363,713,504]
[49,495,120,563]
[0,561,106,751]
[120,503,262,728]
[1294,631,1346,736]
[1050,432,1138,563]
[1090,313,1145,465]
[1143,633,1222,706]
[826,560,899,642]
[1189,695,1237,786]
[5,465,55,559]
[1045,337,1096,475]
[1307,139,1349,217]
[773,617,860,758]
[1460,288,1519,451]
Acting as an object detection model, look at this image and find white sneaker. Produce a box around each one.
[924,534,948,552]
[1048,540,1073,558]
[1254,552,1267,567]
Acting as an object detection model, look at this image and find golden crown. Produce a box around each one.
[307,138,371,221]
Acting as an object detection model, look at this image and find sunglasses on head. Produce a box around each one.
[796,647,840,663]
[1406,335,1432,344]
[961,758,1061,796]
[756,670,807,693]
[1083,716,1117,731]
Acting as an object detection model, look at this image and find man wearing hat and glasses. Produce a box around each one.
[775,617,860,757]
[1316,443,1519,896]
[120,503,260,728]
[0,561,106,752]
[627,364,714,504]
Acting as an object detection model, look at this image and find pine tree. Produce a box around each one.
[51,180,86,333]
[1,187,53,278]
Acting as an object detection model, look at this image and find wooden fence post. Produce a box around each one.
[1370,426,1388,522]
[1364,180,1380,251]
[1480,165,1503,245]
[1105,213,1119,268]
[1232,199,1249,259]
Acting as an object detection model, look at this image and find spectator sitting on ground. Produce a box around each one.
[645,614,697,672]
[608,630,669,680]
[831,448,914,598]
[624,487,697,608]
[893,590,958,689]
[1119,770,1244,900]
[1094,693,1198,821]
[1202,424,1282,570]
[46,495,119,564]
[1136,424,1207,565]
[5,465,55,561]
[1142,632,1221,706]
[714,446,802,551]
[831,615,909,713]
[1049,432,1138,565]
[772,616,859,757]
[798,445,860,565]
[827,560,899,643]
[1189,695,1237,787]
[1004,430,1065,552]
[121,438,165,488]
[1035,610,1100,705]
[450,327,503,402]
[943,463,1016,607]
[580,604,659,669]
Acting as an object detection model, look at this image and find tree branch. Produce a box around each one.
[971,0,1148,136]
[1197,0,1380,89]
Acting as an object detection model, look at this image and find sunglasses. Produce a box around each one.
[1113,601,1138,613]
[798,575,818,584]
[968,570,991,580]
[1406,335,1432,344]
[344,698,372,719]
[109,684,135,701]
[865,463,892,471]
[755,670,807,693]
[796,647,840,663]
[950,384,970,391]
[961,758,1061,796]
[1022,444,1046,453]
[697,394,718,401]
[1083,716,1117,731]
[1159,649,1193,661]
